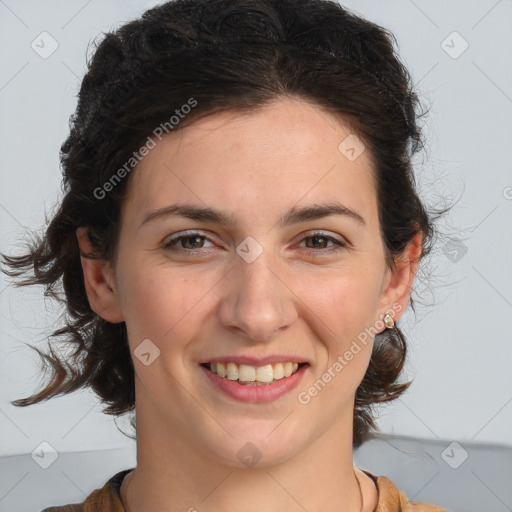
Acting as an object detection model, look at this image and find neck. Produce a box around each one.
[121,392,368,512]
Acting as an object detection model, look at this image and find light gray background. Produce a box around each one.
[0,0,511,510]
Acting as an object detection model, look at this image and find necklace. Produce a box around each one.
[354,468,364,512]
[121,468,366,512]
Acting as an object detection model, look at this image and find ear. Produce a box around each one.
[375,232,422,329]
[76,227,124,323]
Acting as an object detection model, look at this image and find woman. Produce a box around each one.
[2,0,448,510]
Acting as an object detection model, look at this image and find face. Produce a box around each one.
[83,96,413,467]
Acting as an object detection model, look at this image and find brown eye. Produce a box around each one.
[305,235,330,249]
[299,232,347,255]
[179,235,206,249]
[164,232,215,253]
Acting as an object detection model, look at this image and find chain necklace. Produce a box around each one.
[354,467,365,512]
[122,468,367,511]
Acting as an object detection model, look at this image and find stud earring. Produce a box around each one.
[383,314,395,329]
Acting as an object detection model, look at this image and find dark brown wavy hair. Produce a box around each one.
[1,0,438,447]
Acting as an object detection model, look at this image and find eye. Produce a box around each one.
[162,230,348,257]
[164,231,215,253]
[298,231,347,255]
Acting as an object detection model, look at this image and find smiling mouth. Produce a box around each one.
[201,362,308,385]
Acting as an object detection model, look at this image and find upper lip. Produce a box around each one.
[200,355,309,366]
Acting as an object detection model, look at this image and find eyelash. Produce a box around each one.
[163,231,348,257]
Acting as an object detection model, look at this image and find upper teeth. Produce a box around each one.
[209,362,300,382]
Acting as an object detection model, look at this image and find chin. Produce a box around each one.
[202,428,304,469]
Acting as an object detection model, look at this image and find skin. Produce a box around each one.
[77,96,421,512]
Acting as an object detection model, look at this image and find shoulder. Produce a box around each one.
[41,469,132,512]
[365,472,449,512]
[42,468,448,512]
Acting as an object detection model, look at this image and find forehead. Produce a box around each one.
[123,96,377,222]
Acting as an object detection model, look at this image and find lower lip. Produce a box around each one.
[199,364,309,403]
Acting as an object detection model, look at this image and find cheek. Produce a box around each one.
[306,272,383,386]
[316,288,379,393]
[312,267,383,332]
[117,262,216,349]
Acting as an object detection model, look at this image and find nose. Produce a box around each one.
[217,247,298,343]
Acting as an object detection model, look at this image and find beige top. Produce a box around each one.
[42,468,448,512]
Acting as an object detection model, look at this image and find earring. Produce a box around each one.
[383,314,395,329]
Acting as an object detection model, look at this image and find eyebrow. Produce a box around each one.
[139,201,366,229]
